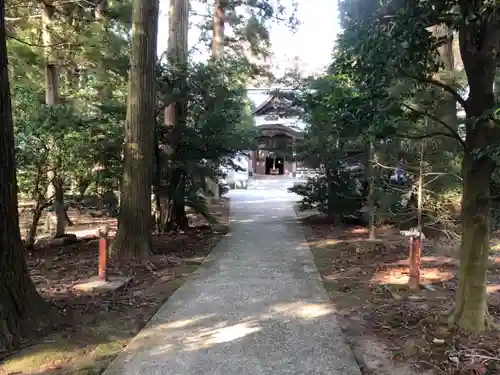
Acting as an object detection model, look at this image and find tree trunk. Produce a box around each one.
[450,152,494,332]
[112,0,159,258]
[495,67,500,99]
[0,3,45,348]
[43,2,57,107]
[165,168,189,232]
[212,0,225,59]
[204,0,226,202]
[53,177,73,236]
[42,1,67,237]
[416,143,424,234]
[94,0,112,102]
[158,0,189,231]
[325,165,340,223]
[450,14,499,330]
[433,25,457,132]
[26,197,52,249]
[367,138,376,240]
[26,205,44,249]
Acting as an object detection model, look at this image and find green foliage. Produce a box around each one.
[7,0,296,231]
[195,0,298,81]
[292,0,477,239]
[289,171,366,223]
[14,90,125,200]
[157,57,258,172]
[8,0,129,205]
[154,57,260,226]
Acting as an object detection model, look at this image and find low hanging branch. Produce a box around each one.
[401,103,468,150]
[401,71,469,111]
[394,131,462,142]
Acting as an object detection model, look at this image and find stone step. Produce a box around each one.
[246,182,298,190]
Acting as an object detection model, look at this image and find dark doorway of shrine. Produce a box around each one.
[265,155,284,175]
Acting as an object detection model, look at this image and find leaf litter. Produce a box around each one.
[300,215,500,375]
[1,198,229,375]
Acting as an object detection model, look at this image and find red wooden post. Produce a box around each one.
[98,224,109,281]
[409,236,422,291]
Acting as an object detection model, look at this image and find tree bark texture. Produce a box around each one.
[94,0,112,102]
[451,152,494,331]
[165,168,189,232]
[433,25,457,131]
[212,0,225,59]
[112,0,159,258]
[164,0,189,129]
[42,1,68,237]
[0,2,45,349]
[203,0,226,202]
[451,9,500,331]
[495,67,500,99]
[157,0,189,231]
[367,138,376,240]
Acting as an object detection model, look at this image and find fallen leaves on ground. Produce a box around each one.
[300,215,500,375]
[1,198,229,375]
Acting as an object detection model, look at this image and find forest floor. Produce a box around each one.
[0,198,230,375]
[299,214,500,375]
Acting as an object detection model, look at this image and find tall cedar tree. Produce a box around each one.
[0,0,45,350]
[161,0,189,231]
[212,0,225,59]
[112,0,159,258]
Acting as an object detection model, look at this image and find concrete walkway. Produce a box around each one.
[104,189,361,375]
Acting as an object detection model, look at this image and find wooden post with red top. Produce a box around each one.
[98,224,109,281]
[408,236,421,290]
[401,228,425,291]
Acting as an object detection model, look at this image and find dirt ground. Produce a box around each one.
[0,198,230,375]
[18,205,118,241]
[299,214,500,375]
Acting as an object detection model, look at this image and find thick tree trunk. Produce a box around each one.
[450,153,494,332]
[203,0,226,203]
[450,13,499,330]
[157,0,189,231]
[112,0,159,258]
[0,4,45,349]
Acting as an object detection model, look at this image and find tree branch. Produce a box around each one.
[401,103,468,149]
[394,131,460,141]
[401,71,468,111]
[7,34,73,48]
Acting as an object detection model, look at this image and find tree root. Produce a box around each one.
[485,312,500,330]
[448,308,500,332]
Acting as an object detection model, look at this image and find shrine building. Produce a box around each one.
[247,88,306,176]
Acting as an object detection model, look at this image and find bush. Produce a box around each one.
[289,171,366,223]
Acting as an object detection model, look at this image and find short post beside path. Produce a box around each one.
[73,225,131,293]
[98,224,109,281]
[400,228,426,291]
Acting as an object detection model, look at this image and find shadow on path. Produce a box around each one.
[100,190,361,375]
